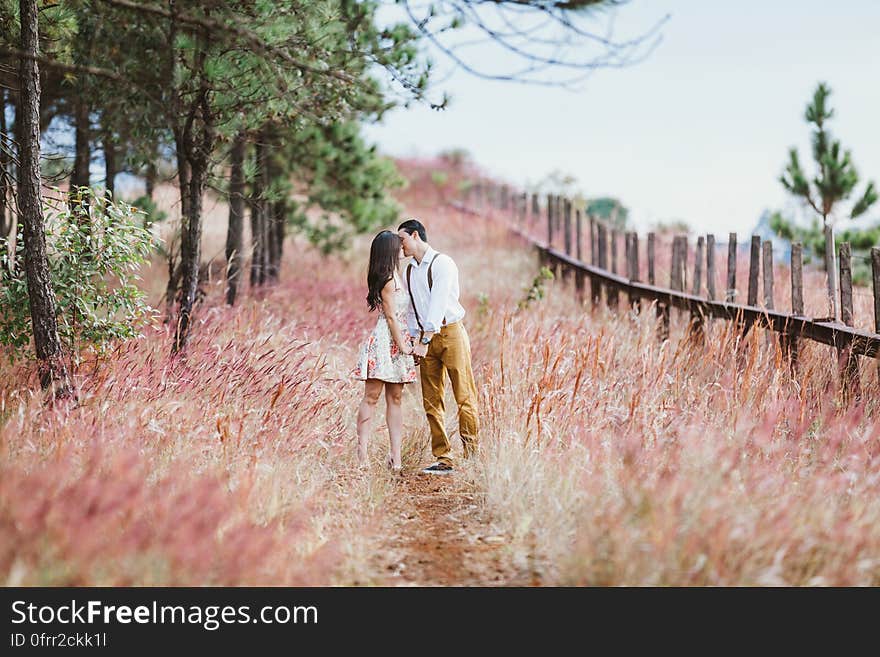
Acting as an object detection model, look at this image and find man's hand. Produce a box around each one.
[413,342,429,359]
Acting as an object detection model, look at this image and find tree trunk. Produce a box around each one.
[173,151,206,354]
[145,161,156,200]
[4,92,20,280]
[271,198,285,278]
[70,97,90,193]
[18,0,72,397]
[265,131,283,282]
[144,140,158,200]
[250,137,265,287]
[263,131,280,283]
[824,221,839,320]
[172,54,215,355]
[0,86,10,241]
[248,195,261,287]
[261,194,271,283]
[103,123,117,201]
[163,136,191,324]
[225,132,245,305]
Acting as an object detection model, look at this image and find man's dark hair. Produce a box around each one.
[398,219,427,243]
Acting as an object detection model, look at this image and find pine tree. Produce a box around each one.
[780,82,877,320]
[16,0,73,398]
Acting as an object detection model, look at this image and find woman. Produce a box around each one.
[352,230,416,471]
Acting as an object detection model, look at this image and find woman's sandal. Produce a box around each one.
[385,454,403,473]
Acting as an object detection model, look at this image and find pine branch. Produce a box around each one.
[0,45,164,107]
[851,181,878,219]
[97,0,360,86]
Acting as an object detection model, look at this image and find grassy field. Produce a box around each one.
[2,160,879,586]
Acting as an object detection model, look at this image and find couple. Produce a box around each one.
[352,219,479,475]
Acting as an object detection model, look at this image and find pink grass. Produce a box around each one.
[2,160,879,586]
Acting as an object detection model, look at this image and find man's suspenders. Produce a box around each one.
[406,253,446,334]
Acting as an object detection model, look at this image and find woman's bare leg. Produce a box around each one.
[357,379,384,466]
[384,383,404,469]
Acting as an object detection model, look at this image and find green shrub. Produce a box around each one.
[0,187,157,365]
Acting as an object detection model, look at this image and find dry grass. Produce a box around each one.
[0,189,420,586]
[455,196,880,586]
[2,161,879,586]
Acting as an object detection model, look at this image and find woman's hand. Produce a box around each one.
[398,341,414,356]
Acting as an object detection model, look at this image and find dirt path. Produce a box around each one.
[368,470,540,586]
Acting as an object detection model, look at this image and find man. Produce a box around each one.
[398,219,479,475]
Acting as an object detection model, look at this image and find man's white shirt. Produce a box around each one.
[405,246,466,337]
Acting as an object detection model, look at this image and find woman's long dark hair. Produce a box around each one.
[366,230,401,311]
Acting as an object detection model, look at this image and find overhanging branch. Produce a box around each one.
[98,0,360,86]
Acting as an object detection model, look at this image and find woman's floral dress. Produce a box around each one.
[352,274,417,383]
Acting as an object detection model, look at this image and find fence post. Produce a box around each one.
[726,232,737,303]
[597,222,609,308]
[575,209,585,301]
[562,199,571,256]
[590,217,600,307]
[670,236,683,291]
[740,235,760,339]
[693,236,704,296]
[539,193,550,269]
[627,232,641,312]
[625,233,634,307]
[531,193,539,228]
[632,232,641,314]
[561,199,572,281]
[871,246,880,386]
[665,235,684,342]
[589,216,596,264]
[597,222,608,269]
[762,241,774,310]
[649,232,666,340]
[611,229,619,274]
[608,229,619,308]
[786,242,804,372]
[688,236,705,344]
[839,242,860,402]
[748,236,760,306]
[554,195,562,236]
[762,240,778,350]
[840,242,853,325]
[680,236,689,293]
[791,244,804,316]
[706,234,716,301]
[632,233,640,281]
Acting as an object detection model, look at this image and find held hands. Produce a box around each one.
[404,336,428,364]
[398,339,414,356]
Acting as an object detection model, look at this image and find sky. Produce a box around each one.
[362,0,880,236]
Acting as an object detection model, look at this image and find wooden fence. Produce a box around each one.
[458,184,880,401]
